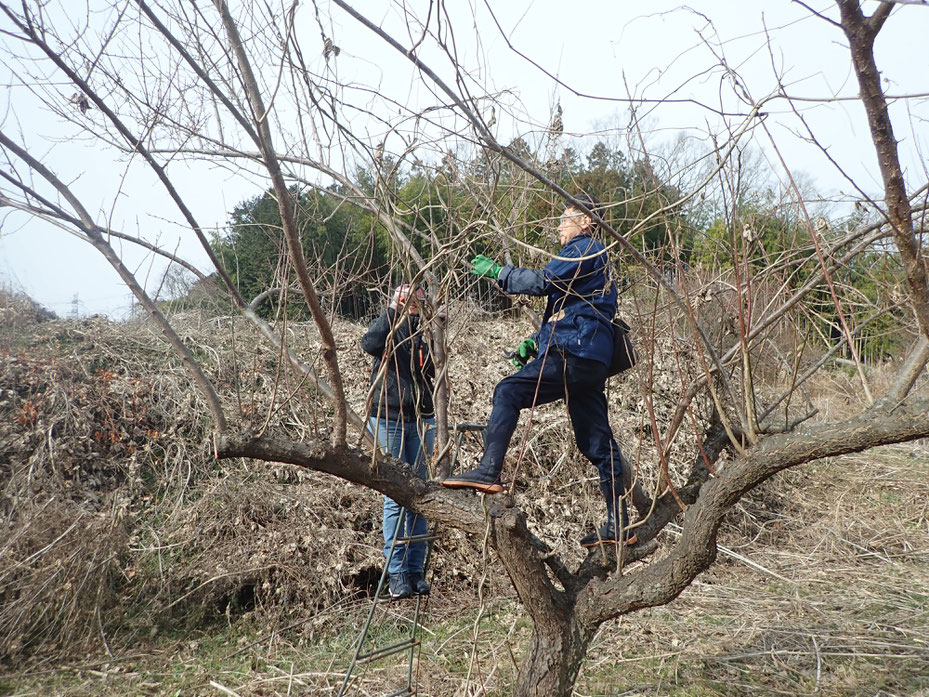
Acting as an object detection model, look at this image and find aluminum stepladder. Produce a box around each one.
[337,423,486,697]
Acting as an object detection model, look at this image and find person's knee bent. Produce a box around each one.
[492,376,515,403]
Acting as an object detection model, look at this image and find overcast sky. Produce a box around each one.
[1,0,926,318]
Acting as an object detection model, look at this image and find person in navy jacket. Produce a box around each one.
[441,193,637,548]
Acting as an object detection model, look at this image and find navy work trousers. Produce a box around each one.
[479,348,629,522]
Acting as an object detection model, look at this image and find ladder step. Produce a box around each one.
[454,422,486,432]
[357,638,420,664]
[394,532,439,544]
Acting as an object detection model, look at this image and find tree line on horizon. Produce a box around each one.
[203,137,905,362]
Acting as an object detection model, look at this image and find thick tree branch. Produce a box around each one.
[216,430,496,534]
[836,0,929,338]
[213,0,350,446]
[580,395,929,626]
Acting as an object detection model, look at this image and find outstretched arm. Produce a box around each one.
[499,240,603,296]
[498,264,549,295]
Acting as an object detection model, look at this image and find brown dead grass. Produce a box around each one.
[1,291,927,696]
[580,443,929,696]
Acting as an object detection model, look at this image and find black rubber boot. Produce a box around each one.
[580,483,637,548]
[387,572,413,599]
[408,571,430,595]
[579,517,637,547]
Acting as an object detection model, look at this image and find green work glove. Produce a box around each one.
[471,254,503,280]
[511,338,538,369]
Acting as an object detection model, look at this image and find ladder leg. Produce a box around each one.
[340,424,485,697]
[336,562,390,697]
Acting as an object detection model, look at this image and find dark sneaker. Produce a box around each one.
[388,572,413,599]
[440,467,504,494]
[408,571,430,595]
[580,521,638,548]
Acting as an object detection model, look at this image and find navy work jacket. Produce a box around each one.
[497,233,617,366]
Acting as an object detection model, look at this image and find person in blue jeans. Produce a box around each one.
[362,284,437,599]
[441,193,637,549]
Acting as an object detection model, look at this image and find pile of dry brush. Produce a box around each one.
[0,285,810,665]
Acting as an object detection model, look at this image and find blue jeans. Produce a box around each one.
[480,349,629,524]
[369,416,436,574]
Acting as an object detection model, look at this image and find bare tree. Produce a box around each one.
[1,2,927,696]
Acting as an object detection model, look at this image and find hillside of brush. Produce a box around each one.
[1,289,928,697]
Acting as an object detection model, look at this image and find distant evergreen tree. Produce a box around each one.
[212,186,384,319]
[211,139,698,318]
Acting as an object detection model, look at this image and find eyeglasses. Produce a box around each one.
[559,212,583,224]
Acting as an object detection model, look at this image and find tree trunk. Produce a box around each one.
[513,620,593,697]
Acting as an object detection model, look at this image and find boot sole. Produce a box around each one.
[580,533,638,548]
[440,479,504,494]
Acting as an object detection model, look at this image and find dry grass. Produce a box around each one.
[2,291,928,696]
[577,444,929,696]
[5,443,927,696]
